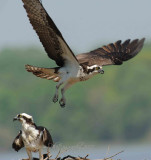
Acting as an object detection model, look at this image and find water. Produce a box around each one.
[1,144,151,160]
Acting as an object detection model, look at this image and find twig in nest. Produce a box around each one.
[44,147,52,160]
[84,154,89,159]
[104,150,124,160]
[106,145,110,158]
[55,148,69,159]
[78,154,89,160]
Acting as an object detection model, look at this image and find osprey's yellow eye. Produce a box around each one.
[18,115,22,118]
[96,67,100,70]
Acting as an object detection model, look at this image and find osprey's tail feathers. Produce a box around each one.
[25,65,61,82]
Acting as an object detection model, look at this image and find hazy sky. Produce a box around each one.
[0,0,151,53]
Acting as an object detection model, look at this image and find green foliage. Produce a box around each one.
[0,44,151,150]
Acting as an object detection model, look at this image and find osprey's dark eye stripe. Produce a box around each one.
[96,67,100,70]
[22,116,33,124]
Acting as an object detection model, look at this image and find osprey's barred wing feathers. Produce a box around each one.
[22,0,78,67]
[77,38,145,66]
[12,130,24,152]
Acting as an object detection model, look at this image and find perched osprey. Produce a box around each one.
[22,0,145,107]
[12,113,53,160]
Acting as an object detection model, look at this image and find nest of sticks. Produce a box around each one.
[22,149,124,160]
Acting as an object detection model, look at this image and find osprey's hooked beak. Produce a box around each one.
[98,69,104,74]
[13,116,19,121]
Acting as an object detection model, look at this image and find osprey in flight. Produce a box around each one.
[12,113,53,160]
[22,0,145,107]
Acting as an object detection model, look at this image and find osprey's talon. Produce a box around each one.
[59,99,66,108]
[53,95,58,103]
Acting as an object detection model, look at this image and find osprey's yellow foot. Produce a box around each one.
[59,98,66,108]
[52,95,58,103]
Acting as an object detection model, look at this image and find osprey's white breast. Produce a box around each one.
[22,124,42,152]
[59,65,97,82]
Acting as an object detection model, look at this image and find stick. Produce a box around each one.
[104,150,124,160]
[55,149,69,159]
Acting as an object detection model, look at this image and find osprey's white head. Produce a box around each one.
[87,65,104,74]
[13,113,34,124]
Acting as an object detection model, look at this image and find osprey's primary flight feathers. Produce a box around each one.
[22,0,145,107]
[12,113,53,160]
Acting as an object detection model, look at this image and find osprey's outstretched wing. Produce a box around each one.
[12,130,24,152]
[36,126,53,147]
[42,128,53,147]
[77,38,145,66]
[22,0,78,67]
